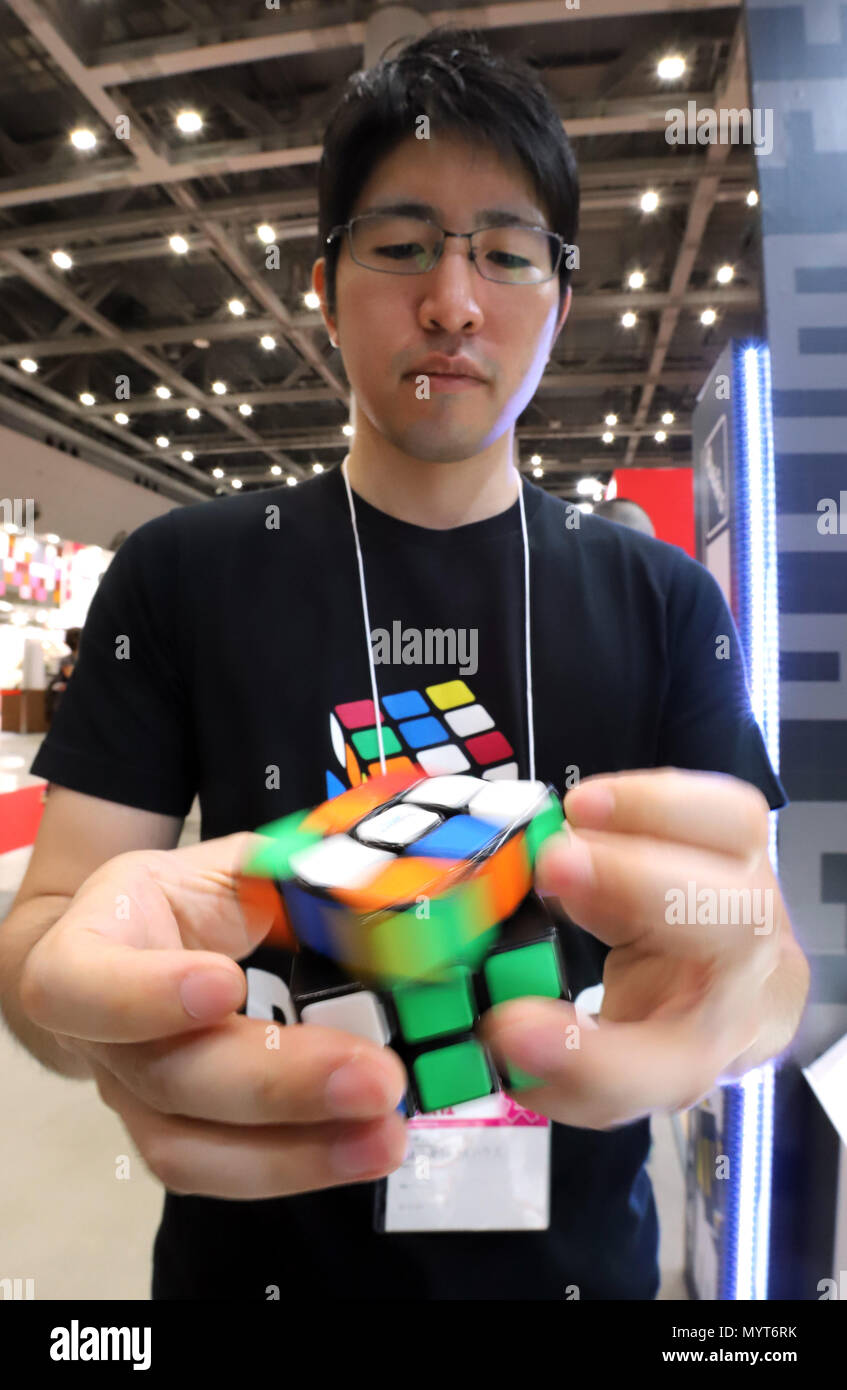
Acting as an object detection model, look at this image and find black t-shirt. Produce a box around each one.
[31,466,785,1300]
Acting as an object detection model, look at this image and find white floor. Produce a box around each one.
[0,730,688,1300]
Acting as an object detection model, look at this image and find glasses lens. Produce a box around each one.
[351,215,440,273]
[474,226,556,283]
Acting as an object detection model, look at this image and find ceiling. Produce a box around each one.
[0,0,762,505]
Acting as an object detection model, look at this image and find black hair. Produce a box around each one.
[316,26,580,322]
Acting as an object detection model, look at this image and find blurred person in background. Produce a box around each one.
[593,497,656,538]
[44,627,81,726]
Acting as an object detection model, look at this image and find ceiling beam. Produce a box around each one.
[623,16,749,465]
[0,287,758,362]
[0,0,348,417]
[0,156,754,252]
[85,0,738,84]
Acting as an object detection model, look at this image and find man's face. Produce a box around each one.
[313,134,571,463]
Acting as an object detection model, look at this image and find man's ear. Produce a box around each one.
[312,258,339,348]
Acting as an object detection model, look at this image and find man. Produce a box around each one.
[0,28,808,1301]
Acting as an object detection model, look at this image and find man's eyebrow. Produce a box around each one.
[360,199,547,228]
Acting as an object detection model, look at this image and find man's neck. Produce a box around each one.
[344,426,521,530]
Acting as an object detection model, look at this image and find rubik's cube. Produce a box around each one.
[325,680,519,799]
[237,766,570,1114]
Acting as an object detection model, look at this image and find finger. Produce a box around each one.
[20,919,247,1044]
[564,770,770,863]
[92,1062,409,1199]
[479,996,755,1129]
[80,1014,408,1125]
[535,828,783,957]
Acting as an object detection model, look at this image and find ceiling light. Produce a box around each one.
[342,423,354,437]
[270,465,282,476]
[260,335,276,350]
[602,431,615,444]
[79,391,95,406]
[640,190,660,214]
[170,234,189,255]
[532,466,544,478]
[211,381,227,395]
[186,407,201,420]
[621,312,637,329]
[228,299,246,317]
[747,189,759,207]
[181,450,194,461]
[577,502,594,514]
[256,224,276,244]
[627,271,645,291]
[19,358,38,373]
[51,250,73,270]
[661,411,675,425]
[70,128,97,150]
[212,468,225,479]
[286,476,298,487]
[114,412,129,424]
[657,56,686,81]
[155,385,172,399]
[655,430,667,443]
[303,290,321,310]
[231,478,242,489]
[193,338,210,349]
[45,533,60,545]
[312,462,324,473]
[530,453,542,466]
[604,413,617,427]
[176,110,203,134]
[577,477,598,495]
[701,308,717,326]
[716,264,734,284]
[156,436,169,447]
[238,403,253,416]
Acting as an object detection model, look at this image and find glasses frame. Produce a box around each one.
[326,212,566,285]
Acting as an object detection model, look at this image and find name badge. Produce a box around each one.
[375,1092,551,1233]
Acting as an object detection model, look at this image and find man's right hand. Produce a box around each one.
[18,832,409,1199]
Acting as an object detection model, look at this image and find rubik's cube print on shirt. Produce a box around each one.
[238,762,571,1115]
[325,679,520,799]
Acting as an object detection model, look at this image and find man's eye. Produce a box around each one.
[374,242,422,259]
[486,251,531,269]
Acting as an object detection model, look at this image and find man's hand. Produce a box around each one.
[478,769,809,1129]
[19,834,408,1198]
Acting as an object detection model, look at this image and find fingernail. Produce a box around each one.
[498,1024,565,1077]
[543,833,594,889]
[566,784,615,828]
[331,1130,393,1177]
[325,1059,396,1118]
[180,969,243,1021]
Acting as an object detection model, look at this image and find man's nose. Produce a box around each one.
[418,238,484,332]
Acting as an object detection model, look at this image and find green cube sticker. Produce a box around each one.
[484,940,563,1005]
[413,1039,493,1111]
[245,811,323,881]
[351,726,402,761]
[393,966,475,1043]
[524,796,565,866]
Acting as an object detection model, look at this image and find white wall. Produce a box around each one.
[0,425,183,546]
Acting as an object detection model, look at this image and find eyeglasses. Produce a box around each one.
[326,212,565,285]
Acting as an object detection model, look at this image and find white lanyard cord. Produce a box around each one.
[340,453,535,781]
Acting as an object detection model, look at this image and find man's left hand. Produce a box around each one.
[478,769,809,1129]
